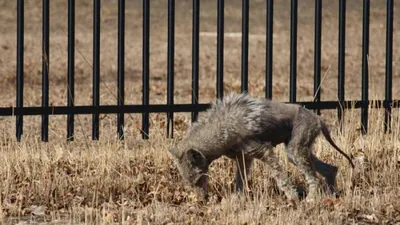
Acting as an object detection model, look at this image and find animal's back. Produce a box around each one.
[184,93,300,156]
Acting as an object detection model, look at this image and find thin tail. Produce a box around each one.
[320,121,355,168]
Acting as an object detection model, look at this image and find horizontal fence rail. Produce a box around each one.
[2,100,399,116]
[3,0,398,141]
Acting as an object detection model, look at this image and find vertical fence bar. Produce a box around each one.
[67,0,75,141]
[241,0,249,93]
[41,0,50,142]
[92,0,100,140]
[265,0,273,99]
[191,0,199,122]
[384,0,393,133]
[289,0,297,103]
[117,0,125,140]
[361,0,370,134]
[313,0,322,115]
[338,0,346,126]
[217,0,224,99]
[142,0,150,139]
[167,0,175,138]
[16,0,24,142]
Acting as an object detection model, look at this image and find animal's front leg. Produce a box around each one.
[235,154,253,192]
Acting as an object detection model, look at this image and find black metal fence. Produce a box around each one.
[0,0,398,142]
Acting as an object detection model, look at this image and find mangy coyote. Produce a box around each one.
[168,93,354,202]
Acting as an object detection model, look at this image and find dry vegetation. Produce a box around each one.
[0,105,400,225]
[0,0,400,224]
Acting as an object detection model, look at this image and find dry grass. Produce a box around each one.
[0,105,399,224]
[0,0,400,224]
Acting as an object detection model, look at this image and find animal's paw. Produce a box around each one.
[287,199,299,209]
[295,186,306,200]
[305,195,317,203]
[284,189,300,203]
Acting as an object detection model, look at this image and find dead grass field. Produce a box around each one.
[0,0,400,224]
[1,108,400,225]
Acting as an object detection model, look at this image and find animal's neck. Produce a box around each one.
[195,121,244,157]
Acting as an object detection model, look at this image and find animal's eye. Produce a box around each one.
[188,149,200,158]
[192,151,201,159]
[187,149,205,166]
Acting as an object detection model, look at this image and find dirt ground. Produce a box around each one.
[0,1,399,224]
[0,0,399,105]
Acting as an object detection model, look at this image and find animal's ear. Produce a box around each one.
[186,149,208,168]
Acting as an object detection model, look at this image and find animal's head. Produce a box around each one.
[168,145,210,195]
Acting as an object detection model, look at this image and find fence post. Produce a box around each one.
[361,0,370,134]
[67,0,75,141]
[338,0,346,130]
[384,0,393,133]
[241,0,249,93]
[290,0,297,103]
[191,0,200,122]
[92,0,101,140]
[167,0,175,138]
[142,0,150,139]
[217,0,224,100]
[41,0,50,142]
[313,0,322,115]
[16,0,24,142]
[117,0,125,140]
[265,0,273,99]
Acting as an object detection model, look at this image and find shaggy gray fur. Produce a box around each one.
[169,93,354,202]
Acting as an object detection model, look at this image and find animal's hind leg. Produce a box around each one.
[289,152,338,194]
[260,150,299,201]
[311,153,338,194]
[235,155,253,192]
[285,109,325,201]
[286,142,321,201]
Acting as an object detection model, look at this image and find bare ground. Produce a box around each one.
[0,0,399,224]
